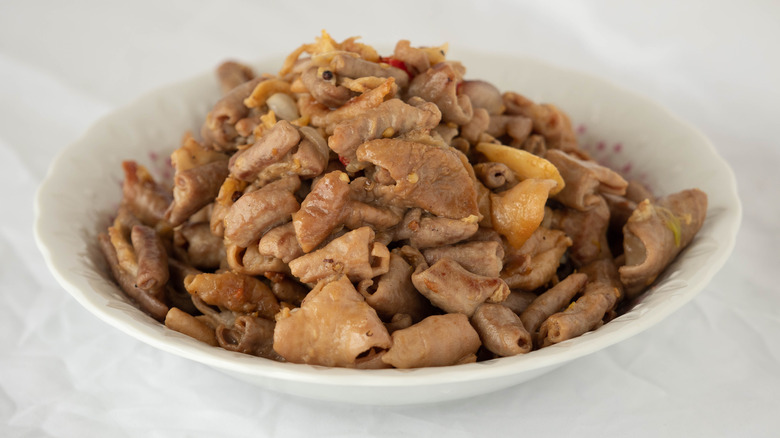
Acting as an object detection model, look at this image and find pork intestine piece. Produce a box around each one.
[381,314,481,369]
[273,276,391,367]
[619,188,708,297]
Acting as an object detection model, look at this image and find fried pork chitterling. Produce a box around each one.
[99,31,708,368]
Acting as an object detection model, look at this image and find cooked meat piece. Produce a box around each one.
[223,175,301,247]
[342,201,404,231]
[328,98,441,171]
[412,258,510,317]
[360,252,432,322]
[216,315,281,360]
[273,276,392,367]
[486,114,533,146]
[357,138,479,220]
[422,241,504,278]
[503,92,578,152]
[98,233,168,322]
[201,77,263,151]
[625,179,655,204]
[121,161,172,229]
[391,40,431,75]
[165,307,218,346]
[579,257,624,302]
[381,314,481,368]
[266,274,309,307]
[330,52,409,88]
[289,227,390,284]
[130,224,169,293]
[619,188,707,297]
[225,243,288,276]
[550,195,612,266]
[501,290,538,315]
[459,80,504,115]
[501,227,572,290]
[471,303,532,356]
[301,66,354,108]
[165,160,229,226]
[473,162,519,191]
[304,77,399,132]
[384,313,413,333]
[458,107,490,144]
[407,61,473,125]
[545,149,628,211]
[258,222,303,264]
[538,281,619,347]
[394,208,479,249]
[519,272,588,334]
[184,271,280,319]
[228,120,301,182]
[293,171,352,252]
[216,61,256,94]
[520,134,547,155]
[165,258,200,315]
[293,126,330,177]
[173,222,224,270]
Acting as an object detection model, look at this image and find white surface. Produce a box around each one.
[2,0,778,435]
[33,49,740,406]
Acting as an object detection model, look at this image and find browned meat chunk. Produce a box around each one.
[361,252,432,322]
[223,175,301,247]
[292,171,352,252]
[391,40,430,75]
[201,77,263,151]
[550,195,612,266]
[121,161,171,228]
[330,52,409,88]
[459,80,504,115]
[411,258,510,317]
[394,208,479,249]
[130,224,169,292]
[486,114,533,146]
[173,222,224,270]
[381,314,481,368]
[545,149,628,211]
[225,243,288,276]
[471,303,532,356]
[273,276,392,367]
[473,162,519,191]
[422,241,504,278]
[216,61,255,94]
[538,281,619,347]
[407,61,473,125]
[165,160,229,226]
[184,271,280,319]
[519,272,588,334]
[98,233,168,322]
[228,120,301,182]
[289,227,390,284]
[619,188,708,297]
[328,98,441,171]
[356,138,479,220]
[501,227,572,290]
[301,66,354,108]
[216,315,281,360]
[503,92,578,152]
[258,222,303,264]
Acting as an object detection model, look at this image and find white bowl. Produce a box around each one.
[34,50,741,406]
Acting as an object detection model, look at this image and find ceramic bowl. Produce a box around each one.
[34,49,741,405]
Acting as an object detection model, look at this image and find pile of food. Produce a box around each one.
[98,31,707,369]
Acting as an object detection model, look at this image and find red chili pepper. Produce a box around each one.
[379,56,413,79]
[338,155,350,166]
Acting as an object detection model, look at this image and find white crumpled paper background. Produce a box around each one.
[2,0,779,436]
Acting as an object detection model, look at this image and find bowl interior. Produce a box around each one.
[34,49,741,404]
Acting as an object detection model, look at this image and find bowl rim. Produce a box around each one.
[33,51,742,389]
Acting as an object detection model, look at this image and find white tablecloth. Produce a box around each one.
[2,1,778,436]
